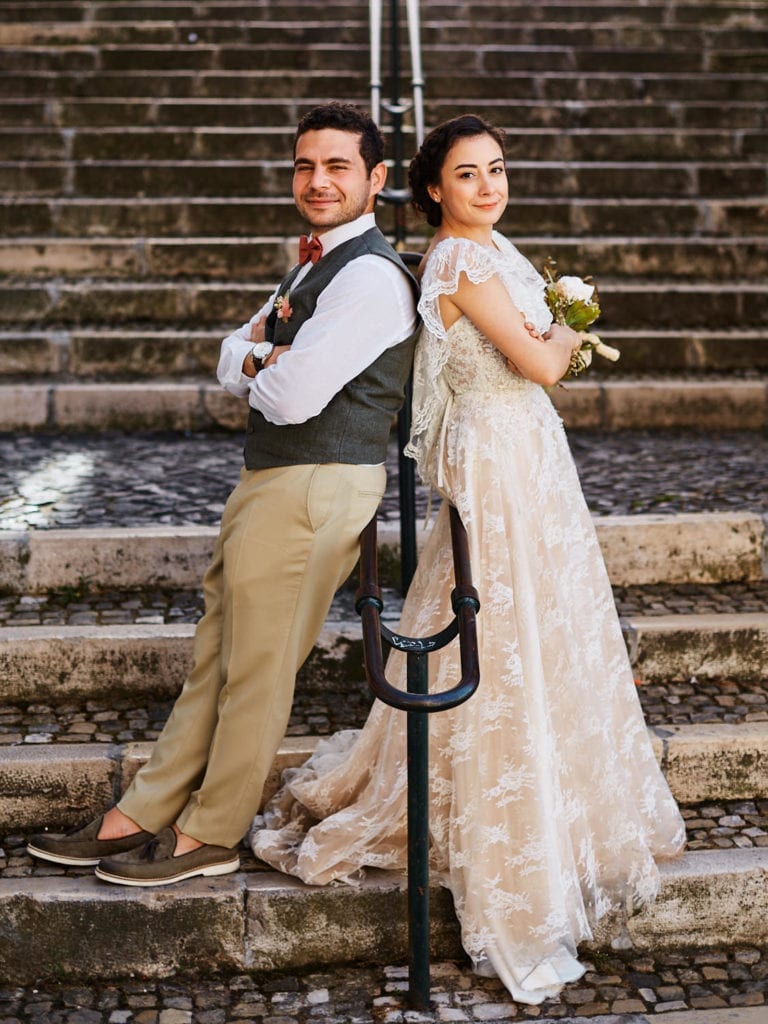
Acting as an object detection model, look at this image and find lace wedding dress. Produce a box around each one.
[250,234,686,1004]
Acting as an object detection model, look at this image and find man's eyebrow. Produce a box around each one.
[294,156,354,167]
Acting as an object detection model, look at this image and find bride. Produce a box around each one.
[250,114,686,1004]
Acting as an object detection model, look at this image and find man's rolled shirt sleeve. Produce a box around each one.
[216,295,275,396]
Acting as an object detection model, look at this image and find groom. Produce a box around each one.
[27,102,420,885]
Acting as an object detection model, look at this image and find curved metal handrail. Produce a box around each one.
[355,504,480,712]
[355,502,480,1011]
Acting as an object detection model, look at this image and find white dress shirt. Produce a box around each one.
[217,213,418,426]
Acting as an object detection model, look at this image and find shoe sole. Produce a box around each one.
[94,856,240,887]
[26,843,101,867]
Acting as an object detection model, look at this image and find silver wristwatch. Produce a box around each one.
[250,341,275,373]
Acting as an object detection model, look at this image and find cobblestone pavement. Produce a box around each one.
[4,582,768,631]
[0,430,766,531]
[0,673,766,749]
[0,946,765,1022]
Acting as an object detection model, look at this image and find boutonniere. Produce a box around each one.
[274,291,293,323]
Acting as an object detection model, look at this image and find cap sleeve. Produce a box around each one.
[417,237,499,342]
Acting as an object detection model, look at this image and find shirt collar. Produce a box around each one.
[310,213,376,256]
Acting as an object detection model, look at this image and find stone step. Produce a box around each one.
[2,377,767,432]
[5,328,768,380]
[0,621,363,704]
[5,126,766,163]
[1,581,766,728]
[0,196,304,238]
[1,196,765,239]
[2,719,767,832]
[429,98,768,131]
[3,1,767,26]
[3,158,765,199]
[1,612,767,707]
[0,846,766,984]
[6,42,753,78]
[552,378,768,431]
[1,280,765,332]
[1,635,766,741]
[1,720,768,831]
[430,70,768,103]
[3,97,766,131]
[626,613,768,683]
[0,512,763,595]
[2,236,766,282]
[2,68,767,103]
[0,68,368,101]
[0,43,380,74]
[0,736,312,832]
[2,18,767,49]
[2,42,767,77]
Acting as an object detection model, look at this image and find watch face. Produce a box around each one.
[252,342,273,359]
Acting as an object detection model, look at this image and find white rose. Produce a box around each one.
[555,275,594,304]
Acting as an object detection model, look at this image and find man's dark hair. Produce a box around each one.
[409,114,507,227]
[294,102,385,174]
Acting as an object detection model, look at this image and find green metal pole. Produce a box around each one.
[406,649,430,1010]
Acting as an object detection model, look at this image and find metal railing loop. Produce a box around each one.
[355,503,480,1010]
[355,507,480,713]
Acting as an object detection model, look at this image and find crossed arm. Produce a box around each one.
[438,271,581,387]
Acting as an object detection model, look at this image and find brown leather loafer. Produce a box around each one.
[95,827,240,886]
[27,816,154,867]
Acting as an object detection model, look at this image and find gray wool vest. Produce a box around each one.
[243,226,419,470]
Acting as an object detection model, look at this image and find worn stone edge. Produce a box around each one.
[2,612,768,705]
[0,512,765,593]
[3,719,766,833]
[0,379,766,432]
[0,848,765,983]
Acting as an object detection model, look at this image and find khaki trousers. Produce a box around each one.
[119,462,386,847]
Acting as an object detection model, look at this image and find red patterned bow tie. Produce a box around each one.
[298,235,323,265]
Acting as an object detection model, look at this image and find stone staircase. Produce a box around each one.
[0,0,767,996]
[0,0,767,430]
[1,507,767,982]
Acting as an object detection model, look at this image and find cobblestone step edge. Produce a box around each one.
[1,512,764,594]
[0,847,766,985]
[2,721,766,833]
[1,379,768,433]
[1,613,768,707]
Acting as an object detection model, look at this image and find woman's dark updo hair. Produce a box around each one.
[408,115,506,227]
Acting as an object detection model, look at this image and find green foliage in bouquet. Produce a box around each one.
[542,257,619,379]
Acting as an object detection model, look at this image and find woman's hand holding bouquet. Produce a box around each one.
[542,258,620,379]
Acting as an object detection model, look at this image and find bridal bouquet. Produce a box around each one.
[542,257,620,377]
